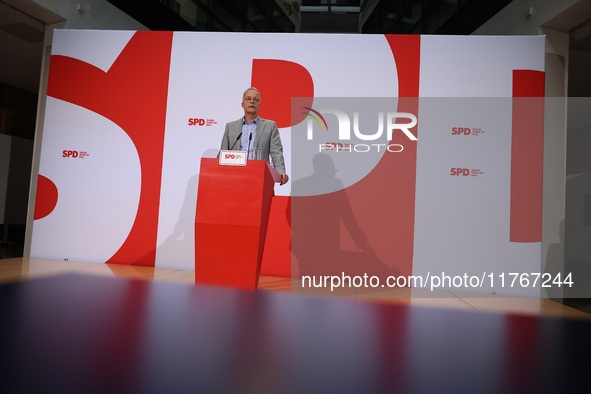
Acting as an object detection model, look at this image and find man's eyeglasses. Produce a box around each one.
[244,97,260,103]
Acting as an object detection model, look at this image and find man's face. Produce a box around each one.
[242,90,261,115]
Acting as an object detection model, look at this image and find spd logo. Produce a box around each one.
[62,150,89,159]
[450,168,470,176]
[188,118,217,126]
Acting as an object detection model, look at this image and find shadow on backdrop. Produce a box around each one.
[291,153,400,293]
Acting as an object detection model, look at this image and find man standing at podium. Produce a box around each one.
[219,87,289,185]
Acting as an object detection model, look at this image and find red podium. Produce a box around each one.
[194,158,280,290]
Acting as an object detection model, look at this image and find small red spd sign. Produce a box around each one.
[188,118,217,126]
[63,150,79,158]
[219,150,247,166]
[450,168,470,176]
[62,150,90,158]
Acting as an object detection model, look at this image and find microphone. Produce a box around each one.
[247,132,253,159]
[229,132,242,150]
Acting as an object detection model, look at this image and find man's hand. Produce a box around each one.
[280,173,289,185]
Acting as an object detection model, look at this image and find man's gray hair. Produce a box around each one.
[242,87,261,101]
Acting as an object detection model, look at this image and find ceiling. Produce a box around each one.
[0,1,45,93]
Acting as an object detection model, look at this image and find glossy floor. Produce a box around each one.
[1,257,589,320]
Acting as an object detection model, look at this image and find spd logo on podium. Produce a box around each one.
[219,150,247,166]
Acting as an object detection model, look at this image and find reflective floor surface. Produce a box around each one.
[0,257,589,320]
[2,271,591,394]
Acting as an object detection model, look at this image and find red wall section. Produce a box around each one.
[510,70,545,243]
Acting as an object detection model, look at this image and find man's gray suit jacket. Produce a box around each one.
[219,117,286,174]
